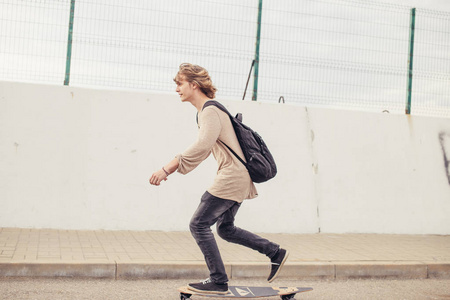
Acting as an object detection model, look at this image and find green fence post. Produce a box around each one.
[64,0,76,86]
[405,8,416,114]
[252,0,263,101]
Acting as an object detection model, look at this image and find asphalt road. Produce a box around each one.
[0,277,449,300]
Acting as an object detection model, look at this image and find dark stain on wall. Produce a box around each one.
[439,132,450,185]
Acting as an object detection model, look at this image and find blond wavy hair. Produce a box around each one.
[174,63,217,99]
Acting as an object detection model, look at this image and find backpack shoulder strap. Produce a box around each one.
[202,100,232,116]
[197,100,231,124]
[203,101,243,121]
[201,101,246,166]
[222,141,246,166]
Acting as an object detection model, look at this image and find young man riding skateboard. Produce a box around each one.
[149,63,288,294]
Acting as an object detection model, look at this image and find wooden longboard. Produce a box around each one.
[178,286,313,299]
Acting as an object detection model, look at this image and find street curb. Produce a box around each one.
[116,262,213,280]
[427,262,450,279]
[335,262,428,280]
[230,262,335,281]
[0,261,449,280]
[0,262,115,278]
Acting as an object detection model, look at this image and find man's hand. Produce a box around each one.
[149,169,168,186]
[149,158,179,186]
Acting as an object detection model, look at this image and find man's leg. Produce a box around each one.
[216,201,279,258]
[189,191,235,289]
[216,202,289,282]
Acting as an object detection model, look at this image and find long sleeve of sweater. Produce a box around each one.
[176,107,221,174]
[175,103,257,202]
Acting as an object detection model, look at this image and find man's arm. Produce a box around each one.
[149,157,179,186]
[149,107,220,186]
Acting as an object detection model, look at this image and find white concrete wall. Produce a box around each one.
[1,81,450,234]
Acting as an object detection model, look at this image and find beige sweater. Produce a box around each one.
[176,102,258,202]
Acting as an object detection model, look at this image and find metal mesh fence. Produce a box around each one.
[0,0,68,83]
[412,9,450,118]
[69,0,257,97]
[0,0,449,117]
[259,0,412,114]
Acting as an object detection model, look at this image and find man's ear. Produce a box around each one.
[190,81,199,90]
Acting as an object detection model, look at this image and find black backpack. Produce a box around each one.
[201,101,277,183]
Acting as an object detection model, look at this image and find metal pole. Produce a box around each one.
[405,8,416,114]
[252,0,263,101]
[64,0,76,86]
[243,60,255,100]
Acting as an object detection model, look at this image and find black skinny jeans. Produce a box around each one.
[189,191,280,284]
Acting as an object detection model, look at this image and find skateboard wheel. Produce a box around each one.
[281,294,296,300]
[180,292,192,299]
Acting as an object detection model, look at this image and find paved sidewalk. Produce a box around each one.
[0,228,449,280]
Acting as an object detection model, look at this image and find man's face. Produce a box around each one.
[175,77,195,102]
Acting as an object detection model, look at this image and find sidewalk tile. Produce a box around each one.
[0,228,449,280]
